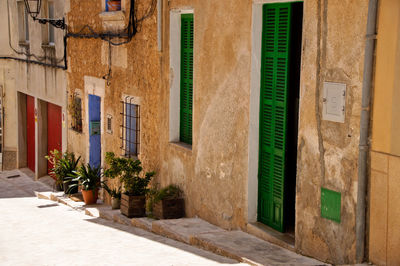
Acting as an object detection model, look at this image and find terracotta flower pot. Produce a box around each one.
[107,0,121,11]
[81,189,99,205]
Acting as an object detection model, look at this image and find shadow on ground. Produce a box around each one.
[83,216,241,264]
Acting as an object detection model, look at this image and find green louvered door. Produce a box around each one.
[180,14,194,145]
[258,3,292,232]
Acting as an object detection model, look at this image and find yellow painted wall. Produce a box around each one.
[370,0,400,265]
[372,0,400,155]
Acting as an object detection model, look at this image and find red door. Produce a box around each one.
[26,95,35,172]
[47,103,62,176]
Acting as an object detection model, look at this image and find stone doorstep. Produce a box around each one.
[35,191,52,200]
[246,222,295,252]
[192,231,326,266]
[152,218,226,244]
[37,191,325,265]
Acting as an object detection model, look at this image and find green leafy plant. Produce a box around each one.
[104,152,155,196]
[67,164,102,192]
[45,150,81,188]
[102,181,122,199]
[147,184,183,213]
[153,184,183,203]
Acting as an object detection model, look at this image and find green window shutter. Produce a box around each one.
[180,14,194,145]
[258,3,292,232]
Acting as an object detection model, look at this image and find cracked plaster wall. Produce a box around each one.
[160,5,368,264]
[295,0,368,264]
[159,0,251,230]
[68,0,369,264]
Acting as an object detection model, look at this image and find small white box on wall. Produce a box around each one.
[322,82,346,123]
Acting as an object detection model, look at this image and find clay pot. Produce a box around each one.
[81,189,99,205]
[107,0,121,11]
[111,197,121,210]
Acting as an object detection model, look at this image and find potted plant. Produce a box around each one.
[45,149,63,191]
[150,184,185,219]
[104,152,155,217]
[45,150,81,193]
[67,164,102,205]
[102,181,122,209]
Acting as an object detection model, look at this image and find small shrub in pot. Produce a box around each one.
[102,181,122,209]
[150,184,185,219]
[45,150,80,193]
[104,152,155,217]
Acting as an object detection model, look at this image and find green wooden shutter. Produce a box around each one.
[258,3,292,232]
[180,14,194,145]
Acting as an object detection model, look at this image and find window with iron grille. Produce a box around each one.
[120,97,140,157]
[106,114,112,134]
[71,96,82,133]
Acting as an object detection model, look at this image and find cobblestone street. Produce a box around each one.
[0,169,244,266]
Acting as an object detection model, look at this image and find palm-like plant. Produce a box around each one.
[67,164,102,192]
[45,150,81,191]
[102,181,122,199]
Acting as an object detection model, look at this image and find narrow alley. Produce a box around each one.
[0,169,244,266]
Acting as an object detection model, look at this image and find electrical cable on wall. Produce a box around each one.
[0,0,157,70]
[0,0,67,69]
[67,0,157,45]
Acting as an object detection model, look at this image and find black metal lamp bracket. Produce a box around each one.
[33,17,66,30]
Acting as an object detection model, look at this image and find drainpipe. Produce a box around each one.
[356,0,378,262]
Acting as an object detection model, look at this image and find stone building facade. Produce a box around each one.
[0,0,68,179]
[63,0,393,265]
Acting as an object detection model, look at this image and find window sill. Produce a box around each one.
[99,10,125,21]
[99,11,126,32]
[42,43,56,49]
[122,154,139,160]
[170,141,192,152]
[18,41,30,48]
[69,128,83,134]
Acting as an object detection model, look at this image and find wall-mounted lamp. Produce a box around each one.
[24,0,66,30]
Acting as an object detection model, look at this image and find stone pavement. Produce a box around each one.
[1,168,326,266]
[0,169,244,266]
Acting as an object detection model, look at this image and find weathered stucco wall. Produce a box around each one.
[68,0,369,264]
[369,0,400,265]
[0,63,17,170]
[67,0,161,203]
[0,0,67,172]
[296,0,367,264]
[159,0,251,230]
[0,0,18,169]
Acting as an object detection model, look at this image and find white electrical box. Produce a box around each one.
[322,82,346,123]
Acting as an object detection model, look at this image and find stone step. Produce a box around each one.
[152,218,225,244]
[192,230,325,266]
[36,191,326,266]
